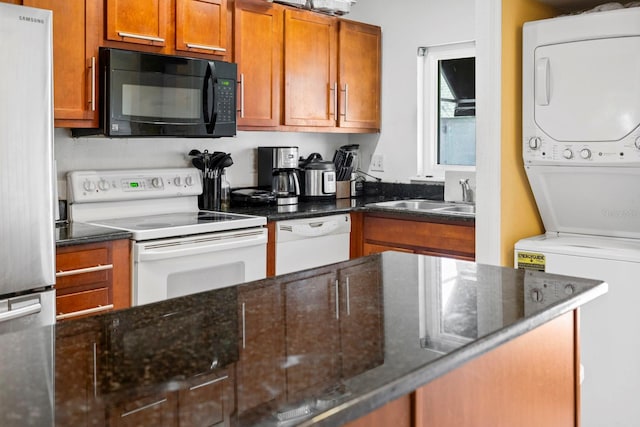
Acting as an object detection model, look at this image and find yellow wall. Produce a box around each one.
[499,0,558,266]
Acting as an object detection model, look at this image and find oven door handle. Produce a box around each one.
[136,231,267,262]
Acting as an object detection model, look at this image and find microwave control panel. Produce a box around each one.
[215,78,236,124]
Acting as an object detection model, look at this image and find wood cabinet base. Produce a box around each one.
[346,311,578,427]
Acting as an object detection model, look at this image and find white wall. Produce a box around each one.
[54,129,348,199]
[348,0,476,183]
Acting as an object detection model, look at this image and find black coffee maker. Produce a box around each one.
[258,146,301,205]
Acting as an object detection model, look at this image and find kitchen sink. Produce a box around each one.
[365,199,475,217]
[431,205,476,215]
[366,199,455,210]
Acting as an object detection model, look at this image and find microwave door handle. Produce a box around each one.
[203,62,216,134]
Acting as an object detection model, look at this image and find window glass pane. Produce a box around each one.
[437,57,476,166]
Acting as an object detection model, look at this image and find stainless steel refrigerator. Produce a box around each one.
[0,3,55,426]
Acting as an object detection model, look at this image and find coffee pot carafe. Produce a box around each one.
[257,146,301,205]
[272,169,300,205]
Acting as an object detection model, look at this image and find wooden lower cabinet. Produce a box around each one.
[55,239,131,321]
[362,213,476,261]
[345,311,579,427]
[107,368,234,427]
[55,326,105,427]
[337,258,384,379]
[108,390,178,427]
[178,370,235,427]
[236,259,384,417]
[236,282,286,414]
[284,270,341,400]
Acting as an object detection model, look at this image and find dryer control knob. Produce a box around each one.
[635,137,640,150]
[173,177,181,186]
[151,177,162,188]
[185,176,194,186]
[563,149,574,159]
[528,137,541,150]
[580,148,592,159]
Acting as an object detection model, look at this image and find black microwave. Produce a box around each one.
[74,48,237,138]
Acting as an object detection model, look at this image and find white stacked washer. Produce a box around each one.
[515,7,640,426]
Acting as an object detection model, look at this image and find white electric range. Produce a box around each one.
[67,168,267,306]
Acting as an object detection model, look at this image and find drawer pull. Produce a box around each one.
[186,43,226,52]
[56,264,113,277]
[189,375,229,391]
[56,304,114,321]
[120,398,168,418]
[117,32,165,43]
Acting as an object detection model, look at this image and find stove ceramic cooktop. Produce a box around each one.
[86,211,266,241]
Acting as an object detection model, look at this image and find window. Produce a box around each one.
[417,42,476,179]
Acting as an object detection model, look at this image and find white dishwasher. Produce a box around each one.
[275,214,351,275]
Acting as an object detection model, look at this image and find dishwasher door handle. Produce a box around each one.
[288,221,339,237]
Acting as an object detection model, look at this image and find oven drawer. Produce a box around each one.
[55,287,113,320]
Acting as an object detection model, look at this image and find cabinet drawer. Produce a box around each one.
[56,247,112,290]
[363,216,475,257]
[56,287,112,320]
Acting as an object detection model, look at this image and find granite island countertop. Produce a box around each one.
[0,252,606,426]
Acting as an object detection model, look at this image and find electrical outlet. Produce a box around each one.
[371,154,384,172]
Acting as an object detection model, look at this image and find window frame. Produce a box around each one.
[417,41,476,180]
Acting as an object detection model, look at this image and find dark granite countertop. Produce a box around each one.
[225,195,475,224]
[55,181,469,246]
[56,222,132,247]
[0,252,606,426]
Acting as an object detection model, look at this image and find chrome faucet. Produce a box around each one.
[460,178,473,203]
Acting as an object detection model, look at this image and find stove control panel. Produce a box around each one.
[67,168,202,203]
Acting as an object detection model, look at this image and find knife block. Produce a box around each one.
[336,181,350,199]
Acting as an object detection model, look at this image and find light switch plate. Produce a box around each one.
[444,171,476,202]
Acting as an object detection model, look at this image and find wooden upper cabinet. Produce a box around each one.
[234,1,283,128]
[338,20,381,130]
[283,9,337,127]
[23,0,101,128]
[106,0,170,48]
[176,0,228,57]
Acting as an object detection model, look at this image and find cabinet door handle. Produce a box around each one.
[241,302,246,349]
[56,304,114,321]
[341,83,349,118]
[346,277,351,316]
[239,73,245,118]
[335,280,340,320]
[330,82,338,121]
[117,32,165,43]
[120,398,168,418]
[189,375,229,391]
[56,264,113,277]
[186,43,226,53]
[93,342,98,398]
[89,56,96,111]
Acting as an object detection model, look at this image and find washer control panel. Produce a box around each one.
[68,168,202,203]
[523,131,640,165]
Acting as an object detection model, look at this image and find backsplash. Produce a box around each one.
[54,128,349,199]
[363,180,444,200]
